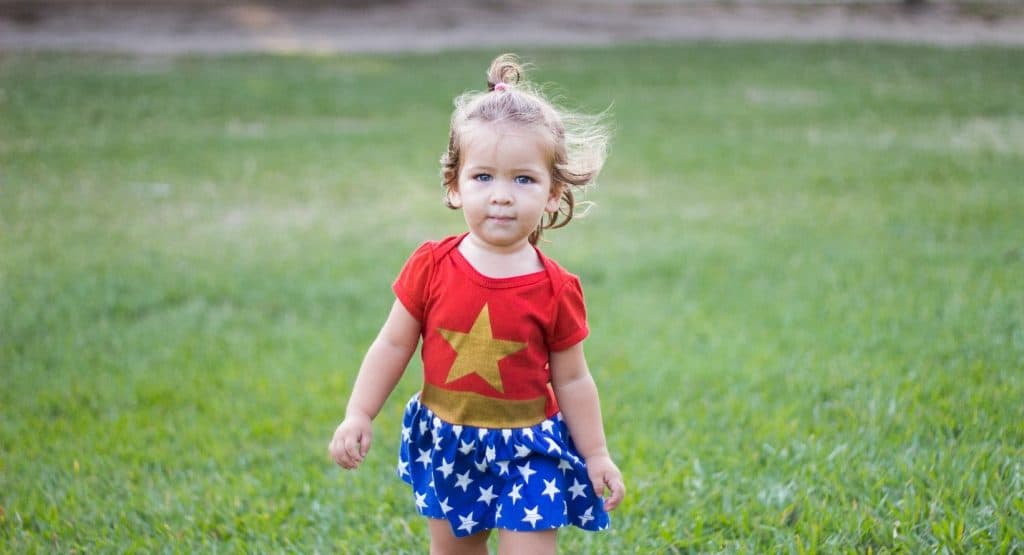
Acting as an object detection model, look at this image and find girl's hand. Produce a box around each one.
[329,412,373,470]
[585,454,626,511]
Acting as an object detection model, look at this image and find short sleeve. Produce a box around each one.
[548,276,589,351]
[392,242,434,322]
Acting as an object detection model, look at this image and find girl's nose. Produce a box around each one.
[490,182,514,204]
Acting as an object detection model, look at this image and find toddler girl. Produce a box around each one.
[329,53,624,555]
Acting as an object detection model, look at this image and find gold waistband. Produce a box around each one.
[420,383,548,429]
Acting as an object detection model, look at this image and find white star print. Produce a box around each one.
[543,437,562,454]
[517,461,537,484]
[495,503,503,521]
[557,459,573,474]
[452,425,463,437]
[437,457,455,478]
[578,506,595,526]
[415,448,432,469]
[541,420,555,433]
[419,420,428,435]
[433,434,444,450]
[541,478,561,502]
[522,428,534,441]
[458,440,476,455]
[522,506,543,528]
[402,425,412,441]
[457,512,478,534]
[439,496,453,514]
[454,470,474,492]
[568,478,588,499]
[485,445,496,462]
[432,417,441,429]
[477,485,498,506]
[514,444,532,459]
[474,459,488,473]
[496,460,510,475]
[397,460,409,477]
[508,482,523,504]
[502,429,512,442]
[478,428,488,440]
[414,491,428,510]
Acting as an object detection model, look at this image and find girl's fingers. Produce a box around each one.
[344,435,363,465]
[329,421,373,470]
[334,441,352,467]
[588,466,626,511]
[336,444,351,466]
[603,476,626,511]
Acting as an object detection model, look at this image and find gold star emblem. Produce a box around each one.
[438,304,526,393]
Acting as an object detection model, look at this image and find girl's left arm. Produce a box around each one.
[551,342,625,511]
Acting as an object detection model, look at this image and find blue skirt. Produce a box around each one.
[397,393,610,537]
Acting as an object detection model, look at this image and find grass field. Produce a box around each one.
[2,43,1023,553]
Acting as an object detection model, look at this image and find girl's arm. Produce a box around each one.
[550,342,626,511]
[329,299,421,470]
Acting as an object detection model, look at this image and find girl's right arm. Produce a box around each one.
[329,299,421,470]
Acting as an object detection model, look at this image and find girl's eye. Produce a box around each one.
[474,174,493,182]
[514,175,535,185]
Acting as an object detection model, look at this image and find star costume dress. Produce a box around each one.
[394,233,610,537]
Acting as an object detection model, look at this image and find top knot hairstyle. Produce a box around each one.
[441,53,610,244]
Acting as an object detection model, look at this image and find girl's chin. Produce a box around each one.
[468,230,530,249]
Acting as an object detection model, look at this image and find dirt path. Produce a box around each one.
[2,1,1023,55]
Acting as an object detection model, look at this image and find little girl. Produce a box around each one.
[329,53,624,554]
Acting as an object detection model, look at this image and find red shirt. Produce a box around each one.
[393,234,589,425]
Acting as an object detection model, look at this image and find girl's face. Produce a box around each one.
[449,122,560,252]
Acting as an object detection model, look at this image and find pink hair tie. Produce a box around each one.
[494,82,509,92]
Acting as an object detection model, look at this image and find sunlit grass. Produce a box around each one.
[1,43,1022,552]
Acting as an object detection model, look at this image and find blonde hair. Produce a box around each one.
[441,53,610,244]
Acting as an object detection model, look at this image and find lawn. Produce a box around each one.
[1,43,1022,553]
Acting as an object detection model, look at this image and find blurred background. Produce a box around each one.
[2,0,1023,54]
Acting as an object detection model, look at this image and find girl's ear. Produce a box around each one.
[446,188,463,209]
[545,183,563,213]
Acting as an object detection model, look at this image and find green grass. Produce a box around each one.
[1,43,1022,553]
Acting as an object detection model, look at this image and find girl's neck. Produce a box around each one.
[458,233,543,278]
